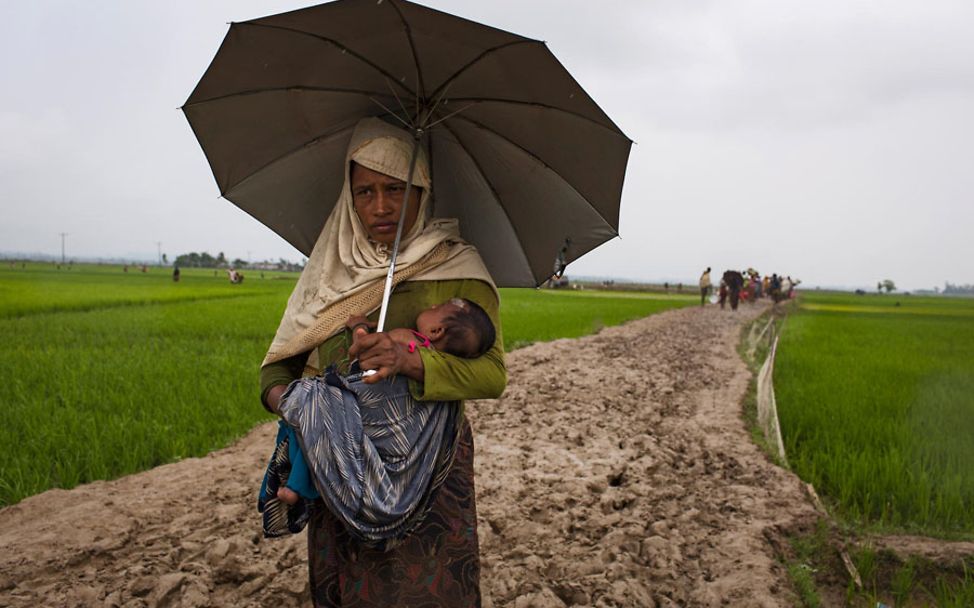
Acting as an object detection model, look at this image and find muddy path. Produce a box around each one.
[0,304,825,607]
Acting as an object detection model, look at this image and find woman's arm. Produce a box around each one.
[411,280,506,401]
[412,335,506,401]
[264,384,288,415]
[347,279,506,401]
[259,353,307,414]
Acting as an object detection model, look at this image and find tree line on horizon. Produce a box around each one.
[173,251,304,272]
[941,282,974,295]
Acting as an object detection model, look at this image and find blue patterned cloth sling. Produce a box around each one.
[258,365,461,548]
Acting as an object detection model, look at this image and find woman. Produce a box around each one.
[260,118,506,607]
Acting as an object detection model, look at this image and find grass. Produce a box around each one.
[499,288,696,350]
[846,545,974,607]
[0,291,287,504]
[740,292,974,605]
[773,291,974,538]
[783,519,831,608]
[0,264,694,505]
[776,520,974,607]
[0,261,295,318]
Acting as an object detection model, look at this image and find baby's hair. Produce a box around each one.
[440,298,496,358]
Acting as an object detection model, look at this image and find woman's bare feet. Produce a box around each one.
[277,486,300,505]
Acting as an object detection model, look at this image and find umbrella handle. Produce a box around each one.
[375,132,423,333]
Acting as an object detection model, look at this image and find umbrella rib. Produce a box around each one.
[447,114,621,235]
[441,97,631,140]
[387,0,426,105]
[435,121,536,284]
[369,93,413,130]
[237,22,416,99]
[382,77,416,129]
[182,85,401,109]
[427,40,541,101]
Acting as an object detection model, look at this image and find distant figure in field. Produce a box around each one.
[722,269,745,310]
[172,265,180,282]
[123,265,128,273]
[141,265,147,273]
[699,267,712,306]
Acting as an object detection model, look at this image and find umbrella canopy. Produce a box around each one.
[183,0,631,287]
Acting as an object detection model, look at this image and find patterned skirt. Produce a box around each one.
[307,419,481,607]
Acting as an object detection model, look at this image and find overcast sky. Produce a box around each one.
[2,1,972,291]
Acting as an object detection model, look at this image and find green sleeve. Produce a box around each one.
[259,353,306,410]
[409,280,507,402]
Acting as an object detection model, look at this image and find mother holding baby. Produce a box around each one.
[259,118,506,607]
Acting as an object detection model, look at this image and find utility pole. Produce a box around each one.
[59,232,68,264]
[156,241,163,266]
[247,250,252,267]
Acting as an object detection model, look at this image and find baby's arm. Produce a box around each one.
[345,316,414,360]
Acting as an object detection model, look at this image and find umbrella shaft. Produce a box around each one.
[376,134,422,333]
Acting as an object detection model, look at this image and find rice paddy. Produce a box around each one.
[774,291,974,537]
[0,263,694,505]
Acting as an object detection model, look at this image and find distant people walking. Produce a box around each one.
[787,276,800,299]
[770,273,783,303]
[722,269,745,310]
[746,272,759,304]
[172,265,180,282]
[699,267,712,306]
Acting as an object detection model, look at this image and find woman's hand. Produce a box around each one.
[349,327,425,384]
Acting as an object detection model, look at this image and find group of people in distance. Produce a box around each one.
[698,267,800,310]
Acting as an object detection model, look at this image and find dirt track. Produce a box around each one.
[0,304,825,607]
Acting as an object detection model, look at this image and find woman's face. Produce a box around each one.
[350,162,422,245]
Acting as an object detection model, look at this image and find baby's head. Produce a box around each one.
[416,298,496,358]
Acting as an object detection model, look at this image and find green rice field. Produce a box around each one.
[774,291,974,537]
[0,262,694,505]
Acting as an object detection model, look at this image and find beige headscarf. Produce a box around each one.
[263,118,496,370]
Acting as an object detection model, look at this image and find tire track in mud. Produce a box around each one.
[0,304,820,607]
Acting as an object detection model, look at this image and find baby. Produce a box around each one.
[262,297,495,519]
[347,296,496,362]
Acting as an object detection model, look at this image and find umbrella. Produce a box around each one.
[183,0,631,292]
